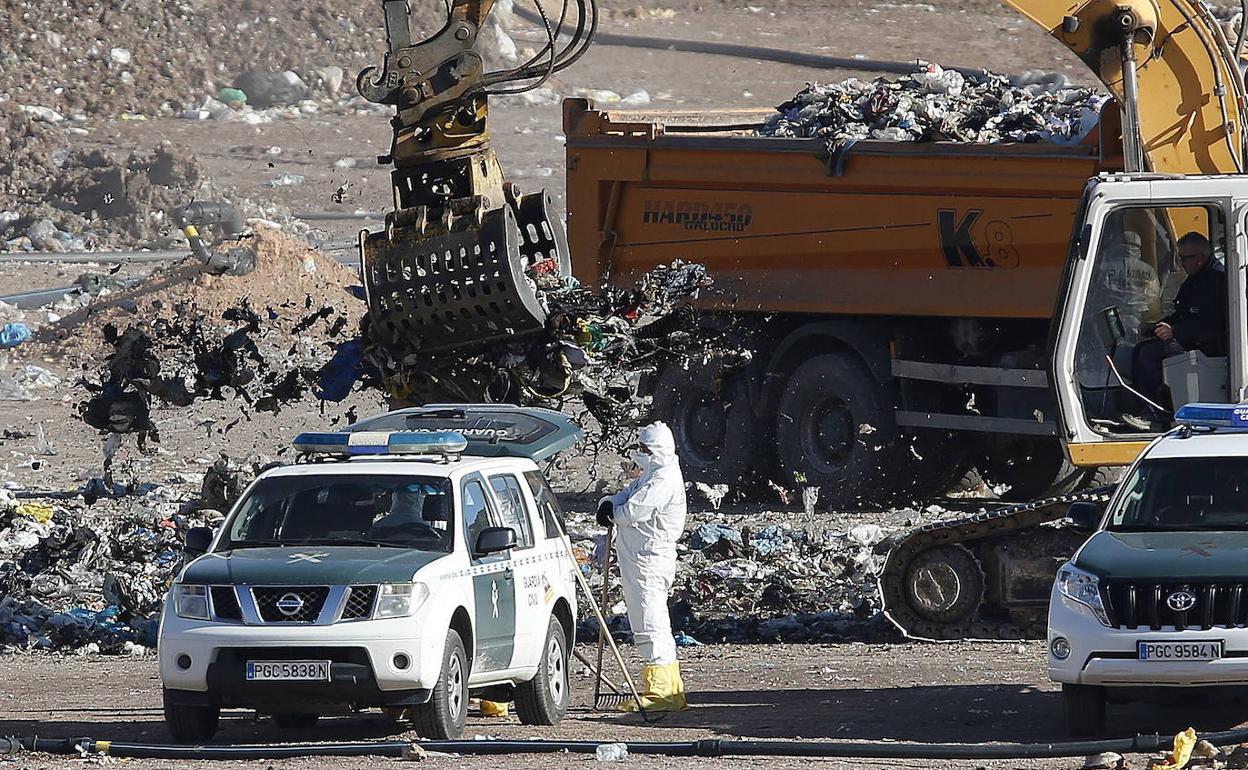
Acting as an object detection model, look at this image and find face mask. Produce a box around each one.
[630,451,652,471]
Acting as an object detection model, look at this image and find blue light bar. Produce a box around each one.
[293,430,468,456]
[1174,403,1248,429]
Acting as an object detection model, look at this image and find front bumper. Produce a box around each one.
[1049,589,1248,687]
[158,610,441,702]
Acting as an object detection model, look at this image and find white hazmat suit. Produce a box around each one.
[603,421,688,711]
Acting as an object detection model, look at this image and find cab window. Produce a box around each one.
[524,470,566,539]
[489,474,535,549]
[461,478,503,560]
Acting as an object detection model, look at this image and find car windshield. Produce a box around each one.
[1110,457,1248,531]
[221,474,454,552]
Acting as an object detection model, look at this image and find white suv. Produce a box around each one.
[1049,403,1248,736]
[159,405,581,742]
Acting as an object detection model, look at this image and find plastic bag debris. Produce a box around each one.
[760,63,1108,147]
[595,743,629,762]
[1,322,31,348]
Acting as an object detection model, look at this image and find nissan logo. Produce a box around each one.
[275,592,305,617]
[1166,589,1197,613]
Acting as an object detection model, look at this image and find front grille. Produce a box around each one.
[1104,582,1248,630]
[252,587,330,623]
[211,586,242,621]
[341,586,377,620]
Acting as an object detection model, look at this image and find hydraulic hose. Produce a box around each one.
[10,728,1248,760]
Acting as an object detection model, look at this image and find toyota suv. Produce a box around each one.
[1049,403,1248,735]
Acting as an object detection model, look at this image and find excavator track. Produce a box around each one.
[877,485,1116,642]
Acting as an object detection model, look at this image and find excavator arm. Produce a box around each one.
[355,0,586,368]
[1000,0,1247,174]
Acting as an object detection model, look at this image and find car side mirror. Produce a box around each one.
[184,526,214,556]
[1066,501,1102,532]
[475,526,517,556]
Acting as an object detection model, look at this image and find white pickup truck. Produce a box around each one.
[158,405,582,742]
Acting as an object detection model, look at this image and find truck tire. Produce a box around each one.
[411,629,469,739]
[774,353,896,508]
[163,689,220,743]
[652,359,759,484]
[977,436,1088,502]
[1061,684,1107,737]
[515,616,569,726]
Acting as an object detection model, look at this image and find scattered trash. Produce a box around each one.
[268,174,306,188]
[1,323,31,348]
[595,743,629,762]
[1082,753,1124,770]
[233,70,310,109]
[760,63,1107,146]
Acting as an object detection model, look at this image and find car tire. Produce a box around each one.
[515,616,570,726]
[411,629,469,739]
[163,688,220,743]
[273,714,319,730]
[1061,684,1107,737]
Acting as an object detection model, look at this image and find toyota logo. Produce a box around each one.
[275,592,305,616]
[1166,590,1197,612]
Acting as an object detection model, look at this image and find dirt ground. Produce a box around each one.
[2,641,1245,770]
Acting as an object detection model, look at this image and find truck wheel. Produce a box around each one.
[902,544,984,626]
[1061,684,1107,737]
[977,436,1087,501]
[774,353,896,508]
[162,689,220,743]
[652,359,758,484]
[411,630,469,739]
[515,616,569,725]
[273,714,319,729]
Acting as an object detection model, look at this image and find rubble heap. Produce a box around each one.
[0,0,441,117]
[0,487,210,653]
[1,103,212,252]
[570,515,894,645]
[21,228,363,441]
[343,261,743,458]
[761,64,1108,145]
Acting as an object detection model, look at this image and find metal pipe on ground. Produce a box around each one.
[8,729,1248,760]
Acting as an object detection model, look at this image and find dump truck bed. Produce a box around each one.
[564,99,1120,320]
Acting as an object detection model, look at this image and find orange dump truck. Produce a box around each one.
[564,98,1125,506]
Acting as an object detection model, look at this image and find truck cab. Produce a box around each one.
[158,406,582,742]
[1048,403,1248,735]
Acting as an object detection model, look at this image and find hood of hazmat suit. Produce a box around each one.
[609,421,689,711]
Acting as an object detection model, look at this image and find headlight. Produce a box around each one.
[175,584,210,620]
[376,583,430,619]
[1056,564,1111,626]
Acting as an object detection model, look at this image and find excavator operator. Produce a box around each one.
[1126,232,1227,429]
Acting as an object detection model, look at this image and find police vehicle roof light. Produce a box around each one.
[293,430,468,456]
[1173,403,1248,430]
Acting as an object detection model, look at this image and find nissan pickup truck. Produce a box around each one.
[158,405,582,742]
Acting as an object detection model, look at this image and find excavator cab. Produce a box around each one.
[1051,175,1248,467]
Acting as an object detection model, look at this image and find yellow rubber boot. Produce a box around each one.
[480,700,510,717]
[620,662,688,712]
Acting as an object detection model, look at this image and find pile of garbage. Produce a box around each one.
[1,103,213,252]
[0,485,211,653]
[761,64,1108,145]
[332,260,743,459]
[0,0,443,117]
[1,228,362,452]
[570,514,895,645]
